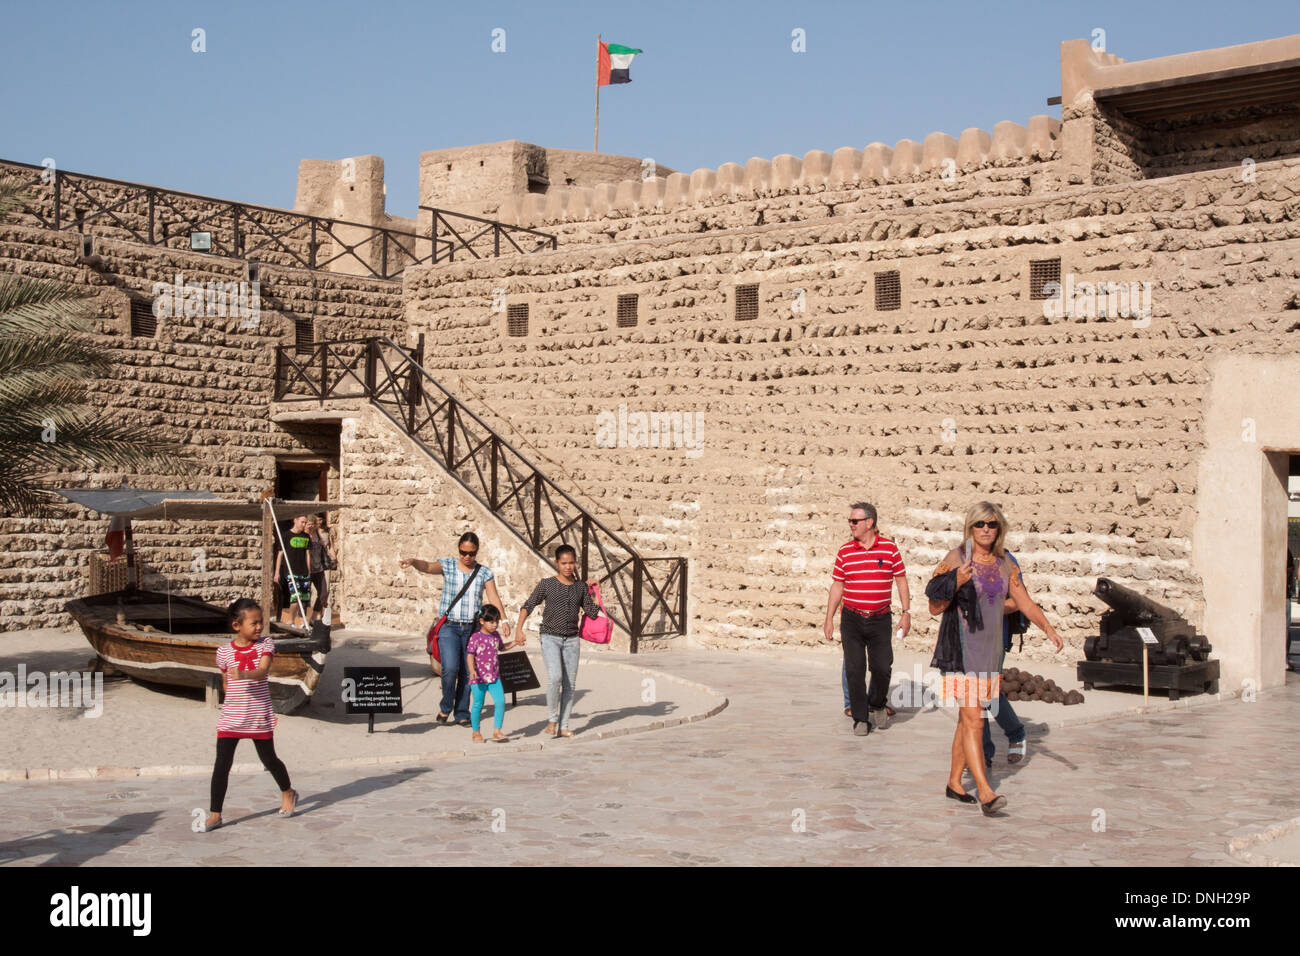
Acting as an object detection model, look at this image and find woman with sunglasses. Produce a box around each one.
[928,502,1063,815]
[401,532,511,726]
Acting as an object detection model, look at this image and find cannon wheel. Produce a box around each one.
[1082,681,1094,691]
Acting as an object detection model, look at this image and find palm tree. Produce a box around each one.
[0,176,185,516]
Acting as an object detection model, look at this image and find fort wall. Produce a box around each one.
[401,157,1300,670]
[0,223,404,629]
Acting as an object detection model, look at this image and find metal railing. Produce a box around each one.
[274,337,687,649]
[1,159,557,280]
[421,206,558,263]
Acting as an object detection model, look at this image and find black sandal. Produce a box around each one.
[436,712,450,723]
[945,785,976,804]
[981,795,1007,816]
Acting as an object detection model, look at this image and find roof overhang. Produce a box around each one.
[1095,56,1300,124]
[53,488,344,522]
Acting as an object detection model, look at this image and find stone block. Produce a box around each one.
[889,139,922,179]
[956,127,992,167]
[921,132,959,173]
[829,147,864,185]
[1026,114,1062,158]
[770,154,802,190]
[992,121,1028,160]
[689,168,717,203]
[800,150,832,188]
[861,143,893,182]
[745,157,774,194]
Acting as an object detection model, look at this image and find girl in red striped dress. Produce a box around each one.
[201,599,297,832]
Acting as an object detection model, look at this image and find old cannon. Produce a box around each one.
[1077,578,1219,700]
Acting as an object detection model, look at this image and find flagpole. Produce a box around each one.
[594,33,601,153]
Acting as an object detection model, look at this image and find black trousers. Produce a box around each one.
[311,572,328,613]
[209,736,291,813]
[842,610,893,721]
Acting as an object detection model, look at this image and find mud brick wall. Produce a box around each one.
[500,116,1064,245]
[403,158,1300,660]
[0,223,404,630]
[335,403,629,646]
[1078,100,1300,187]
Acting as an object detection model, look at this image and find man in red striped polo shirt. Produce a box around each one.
[823,502,911,735]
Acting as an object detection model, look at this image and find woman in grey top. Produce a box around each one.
[515,544,603,738]
[929,501,1062,815]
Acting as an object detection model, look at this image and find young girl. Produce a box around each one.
[466,604,514,743]
[201,598,298,832]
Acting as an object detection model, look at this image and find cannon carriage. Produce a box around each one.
[1077,578,1220,701]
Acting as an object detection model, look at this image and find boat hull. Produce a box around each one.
[66,590,325,713]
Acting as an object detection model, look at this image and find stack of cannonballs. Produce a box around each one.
[1001,667,1084,705]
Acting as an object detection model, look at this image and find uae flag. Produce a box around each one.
[598,42,641,86]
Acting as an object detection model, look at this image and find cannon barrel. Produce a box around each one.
[1093,578,1182,625]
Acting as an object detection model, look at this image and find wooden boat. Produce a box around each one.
[58,490,340,713]
[65,590,326,713]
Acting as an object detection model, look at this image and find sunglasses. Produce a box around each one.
[459,549,478,557]
[972,521,1000,530]
[848,518,872,525]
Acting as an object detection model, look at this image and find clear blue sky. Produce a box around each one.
[2,0,1296,218]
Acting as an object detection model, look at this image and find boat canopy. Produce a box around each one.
[53,488,344,522]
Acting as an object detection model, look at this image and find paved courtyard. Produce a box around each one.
[1,642,1296,866]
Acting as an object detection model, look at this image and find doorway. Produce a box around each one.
[273,458,334,625]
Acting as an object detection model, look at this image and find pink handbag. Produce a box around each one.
[580,584,613,644]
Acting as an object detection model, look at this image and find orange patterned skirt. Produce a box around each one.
[941,672,1002,708]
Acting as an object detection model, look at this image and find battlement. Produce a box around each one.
[495,114,1061,230]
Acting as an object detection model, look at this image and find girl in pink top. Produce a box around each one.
[201,599,298,832]
[467,605,515,743]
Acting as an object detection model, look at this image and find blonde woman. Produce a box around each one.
[927,502,1063,815]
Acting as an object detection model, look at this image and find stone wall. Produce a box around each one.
[419,141,670,223]
[401,157,1300,664]
[0,222,404,630]
[498,116,1064,241]
[333,402,628,645]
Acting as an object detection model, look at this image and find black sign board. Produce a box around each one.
[498,651,541,698]
[343,667,402,732]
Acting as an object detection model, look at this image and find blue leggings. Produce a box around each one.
[470,679,505,731]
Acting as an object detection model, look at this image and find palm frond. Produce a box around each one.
[0,334,113,384]
[0,176,31,221]
[0,412,186,472]
[0,274,98,337]
[0,177,193,517]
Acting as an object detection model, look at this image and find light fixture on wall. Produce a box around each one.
[190,231,212,252]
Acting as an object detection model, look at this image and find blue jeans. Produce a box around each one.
[540,632,581,730]
[470,679,505,732]
[982,693,1025,765]
[437,620,475,722]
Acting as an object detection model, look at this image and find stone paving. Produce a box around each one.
[1,644,1296,866]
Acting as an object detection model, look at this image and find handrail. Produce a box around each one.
[1,158,557,280]
[273,336,686,648]
[420,206,557,263]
